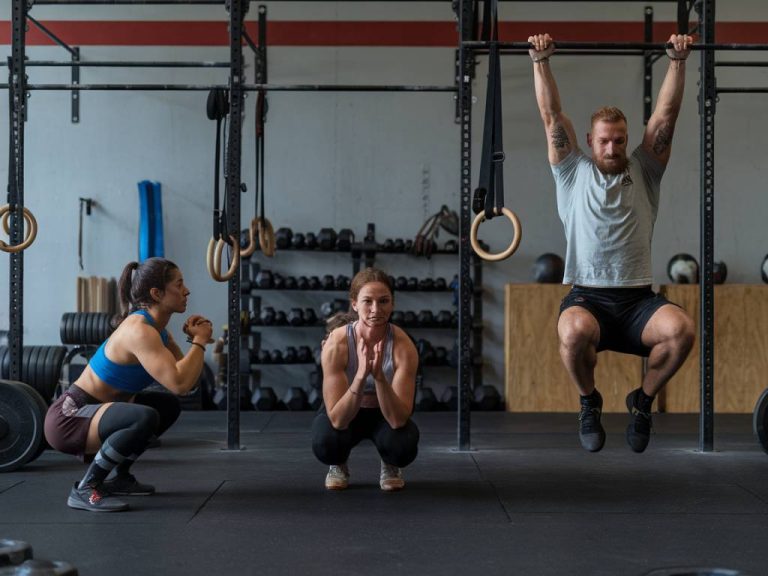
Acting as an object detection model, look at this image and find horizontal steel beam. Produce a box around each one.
[717,87,768,93]
[0,83,457,92]
[716,61,768,67]
[464,41,768,51]
[31,0,679,3]
[24,60,231,68]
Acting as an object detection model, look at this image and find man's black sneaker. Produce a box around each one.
[102,473,156,496]
[578,391,606,452]
[626,389,653,453]
[67,482,129,512]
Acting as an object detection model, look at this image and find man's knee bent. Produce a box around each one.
[558,309,599,353]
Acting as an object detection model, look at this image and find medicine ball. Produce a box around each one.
[713,260,728,284]
[762,254,768,283]
[532,253,565,284]
[667,253,699,284]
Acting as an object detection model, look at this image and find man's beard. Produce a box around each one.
[595,156,628,175]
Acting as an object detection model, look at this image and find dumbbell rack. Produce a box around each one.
[236,223,486,411]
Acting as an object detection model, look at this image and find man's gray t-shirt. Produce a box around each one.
[551,146,665,287]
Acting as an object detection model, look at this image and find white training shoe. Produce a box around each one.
[325,464,350,490]
[379,461,405,492]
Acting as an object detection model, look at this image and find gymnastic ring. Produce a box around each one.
[240,218,258,258]
[470,207,522,262]
[206,235,240,282]
[257,217,276,257]
[0,204,38,254]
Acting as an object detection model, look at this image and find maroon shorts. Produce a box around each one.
[44,385,104,462]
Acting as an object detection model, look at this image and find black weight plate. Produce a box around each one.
[0,539,33,567]
[12,380,49,462]
[754,387,768,454]
[0,380,45,472]
[46,347,67,403]
[87,313,97,345]
[0,347,7,379]
[24,346,41,392]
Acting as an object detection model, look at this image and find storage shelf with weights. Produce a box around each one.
[235,222,496,412]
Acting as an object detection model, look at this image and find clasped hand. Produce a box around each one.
[183,315,214,344]
[355,336,384,383]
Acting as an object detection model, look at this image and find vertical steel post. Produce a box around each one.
[457,0,474,451]
[643,6,653,125]
[8,0,28,382]
[226,0,246,450]
[697,0,716,452]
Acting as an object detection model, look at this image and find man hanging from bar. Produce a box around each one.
[528,33,695,453]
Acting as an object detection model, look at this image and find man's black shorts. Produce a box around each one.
[559,285,674,357]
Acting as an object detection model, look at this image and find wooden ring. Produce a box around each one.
[239,218,259,258]
[206,235,240,282]
[469,207,522,262]
[257,217,276,257]
[0,205,38,254]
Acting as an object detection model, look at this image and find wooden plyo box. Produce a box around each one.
[505,284,643,413]
[658,284,768,413]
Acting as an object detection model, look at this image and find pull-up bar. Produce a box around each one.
[463,41,768,52]
[0,83,458,92]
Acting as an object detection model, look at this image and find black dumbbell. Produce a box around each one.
[434,277,447,291]
[435,310,453,327]
[382,239,394,252]
[308,276,322,290]
[272,273,285,290]
[257,349,272,364]
[417,310,434,327]
[251,387,277,411]
[288,308,305,326]
[444,239,458,253]
[255,269,273,289]
[418,278,434,291]
[395,276,408,291]
[416,339,435,364]
[304,308,318,326]
[296,276,310,290]
[305,232,319,249]
[390,311,404,325]
[404,239,413,252]
[259,306,276,325]
[297,346,313,363]
[283,387,309,410]
[284,346,298,363]
[335,275,351,290]
[322,274,336,290]
[393,238,405,252]
[403,311,417,327]
[271,349,284,364]
[318,228,337,251]
[240,228,251,250]
[274,310,288,326]
[415,387,439,411]
[407,277,418,291]
[434,346,448,365]
[474,385,503,411]
[337,228,355,251]
[441,386,459,410]
[284,276,298,290]
[308,388,323,410]
[275,227,293,249]
[291,232,306,249]
[313,346,323,365]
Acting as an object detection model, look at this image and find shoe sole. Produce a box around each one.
[579,432,606,453]
[325,484,348,491]
[106,490,155,496]
[67,497,129,512]
[380,482,405,492]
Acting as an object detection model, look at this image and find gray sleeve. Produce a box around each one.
[633,145,665,186]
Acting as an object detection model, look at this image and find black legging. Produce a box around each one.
[312,408,419,468]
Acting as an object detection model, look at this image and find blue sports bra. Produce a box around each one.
[89,310,169,393]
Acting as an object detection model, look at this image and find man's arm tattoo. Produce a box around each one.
[652,123,673,155]
[551,125,570,149]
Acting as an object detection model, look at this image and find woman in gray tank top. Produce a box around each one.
[311,267,420,492]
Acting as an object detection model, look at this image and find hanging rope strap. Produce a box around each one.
[0,204,37,254]
[253,89,275,257]
[469,0,522,262]
[205,88,239,282]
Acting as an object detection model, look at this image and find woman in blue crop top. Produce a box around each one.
[312,267,420,492]
[44,257,213,513]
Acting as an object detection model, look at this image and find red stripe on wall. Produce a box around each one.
[1,20,767,47]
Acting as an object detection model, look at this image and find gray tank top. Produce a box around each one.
[345,321,395,395]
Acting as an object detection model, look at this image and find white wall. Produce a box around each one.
[2,1,768,396]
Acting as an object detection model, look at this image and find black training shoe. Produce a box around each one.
[626,390,653,453]
[578,392,606,452]
[67,482,129,512]
[102,473,156,496]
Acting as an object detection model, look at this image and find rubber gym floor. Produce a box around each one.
[2,411,767,576]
